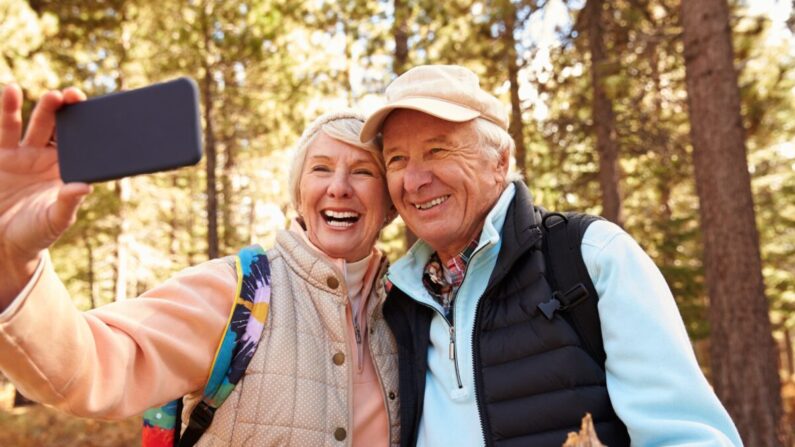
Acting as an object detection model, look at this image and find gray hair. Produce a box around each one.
[472,118,523,182]
[288,111,383,210]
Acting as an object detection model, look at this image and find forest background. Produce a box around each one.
[0,0,793,445]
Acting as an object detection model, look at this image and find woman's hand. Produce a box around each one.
[0,84,92,306]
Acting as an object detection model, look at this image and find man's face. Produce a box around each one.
[382,109,508,262]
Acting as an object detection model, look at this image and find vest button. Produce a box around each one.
[334,427,347,441]
[388,391,396,400]
[332,352,345,365]
[326,276,340,289]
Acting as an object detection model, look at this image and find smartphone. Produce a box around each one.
[55,77,203,183]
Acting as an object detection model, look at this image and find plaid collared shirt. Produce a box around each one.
[422,236,480,322]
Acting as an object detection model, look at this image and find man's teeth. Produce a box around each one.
[415,195,449,210]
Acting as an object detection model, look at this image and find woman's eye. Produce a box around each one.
[310,165,331,172]
[353,169,374,176]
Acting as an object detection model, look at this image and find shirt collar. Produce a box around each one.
[388,183,517,306]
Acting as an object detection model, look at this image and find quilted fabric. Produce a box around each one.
[186,230,400,446]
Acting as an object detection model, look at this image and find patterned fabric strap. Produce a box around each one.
[142,245,272,447]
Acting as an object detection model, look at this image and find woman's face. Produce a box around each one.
[298,131,391,262]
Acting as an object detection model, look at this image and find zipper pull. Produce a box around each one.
[449,326,456,360]
[354,320,362,345]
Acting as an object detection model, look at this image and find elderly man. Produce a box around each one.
[360,65,742,447]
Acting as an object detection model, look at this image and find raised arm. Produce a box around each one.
[0,84,91,308]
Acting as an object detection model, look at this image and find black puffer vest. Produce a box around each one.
[383,182,629,447]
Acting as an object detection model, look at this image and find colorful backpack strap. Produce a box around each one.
[142,244,272,447]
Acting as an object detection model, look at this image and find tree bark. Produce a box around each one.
[784,327,794,380]
[201,5,219,260]
[681,1,788,445]
[392,0,409,76]
[113,24,131,302]
[585,0,623,226]
[503,3,527,177]
[220,70,238,255]
[85,235,96,310]
[393,0,416,249]
[168,175,179,258]
[114,178,131,301]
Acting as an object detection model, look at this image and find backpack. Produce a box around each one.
[141,244,272,447]
[538,212,607,369]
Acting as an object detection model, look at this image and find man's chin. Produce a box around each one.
[408,228,450,250]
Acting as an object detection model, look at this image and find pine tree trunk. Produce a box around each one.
[201,6,219,260]
[113,49,130,302]
[85,235,96,309]
[681,1,788,445]
[393,0,416,250]
[114,178,130,301]
[784,327,794,380]
[392,0,409,77]
[168,175,179,258]
[585,0,623,226]
[503,4,527,177]
[220,69,238,255]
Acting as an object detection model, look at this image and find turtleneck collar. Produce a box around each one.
[287,218,381,310]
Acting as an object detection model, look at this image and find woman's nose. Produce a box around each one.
[327,170,353,198]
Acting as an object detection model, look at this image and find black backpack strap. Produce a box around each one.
[539,211,606,369]
[177,401,215,447]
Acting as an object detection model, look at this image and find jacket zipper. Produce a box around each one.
[463,243,492,446]
[448,323,463,389]
[409,244,493,391]
[471,290,492,447]
[409,299,464,389]
[353,320,362,344]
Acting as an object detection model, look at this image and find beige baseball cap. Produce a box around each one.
[360,65,508,142]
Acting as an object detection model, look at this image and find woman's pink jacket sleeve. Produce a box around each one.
[0,254,235,419]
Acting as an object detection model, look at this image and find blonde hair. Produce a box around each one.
[288,111,383,210]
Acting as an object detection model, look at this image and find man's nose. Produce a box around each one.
[327,171,353,198]
[403,159,432,193]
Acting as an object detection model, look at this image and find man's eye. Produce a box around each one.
[387,155,405,165]
[430,147,446,154]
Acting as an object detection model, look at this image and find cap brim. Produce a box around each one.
[360,97,481,143]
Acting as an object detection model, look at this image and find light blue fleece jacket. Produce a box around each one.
[386,184,743,447]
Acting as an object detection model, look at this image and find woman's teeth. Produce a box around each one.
[415,195,449,210]
[322,210,360,227]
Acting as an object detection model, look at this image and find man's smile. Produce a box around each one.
[413,195,450,210]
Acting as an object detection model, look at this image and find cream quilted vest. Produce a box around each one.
[187,230,400,446]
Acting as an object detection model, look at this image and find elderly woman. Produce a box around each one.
[0,84,399,446]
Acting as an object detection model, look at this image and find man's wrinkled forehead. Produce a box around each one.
[382,109,474,153]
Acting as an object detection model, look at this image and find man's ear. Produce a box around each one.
[498,148,510,173]
[494,148,510,183]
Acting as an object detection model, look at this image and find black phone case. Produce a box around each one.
[56,77,203,183]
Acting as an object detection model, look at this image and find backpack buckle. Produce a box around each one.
[538,283,590,320]
[187,401,216,432]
